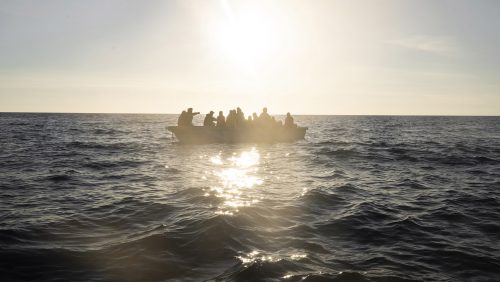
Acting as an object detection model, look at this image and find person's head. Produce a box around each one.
[253,112,258,118]
[182,110,186,114]
[263,107,268,113]
[188,108,193,113]
[237,107,241,113]
[287,112,291,116]
[248,115,252,120]
[219,111,223,116]
[209,111,214,115]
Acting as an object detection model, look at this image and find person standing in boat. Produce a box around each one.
[203,111,216,126]
[177,110,187,126]
[284,112,296,128]
[216,111,226,127]
[186,108,200,126]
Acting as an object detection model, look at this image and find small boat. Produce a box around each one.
[167,126,307,144]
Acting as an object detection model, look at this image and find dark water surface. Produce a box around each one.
[1,113,499,282]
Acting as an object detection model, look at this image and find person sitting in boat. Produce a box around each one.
[284,112,296,128]
[235,107,246,127]
[216,111,226,127]
[177,110,187,126]
[259,107,273,126]
[185,108,200,126]
[252,113,259,125]
[203,111,216,126]
[226,110,237,128]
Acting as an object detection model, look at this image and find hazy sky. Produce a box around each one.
[1,0,499,115]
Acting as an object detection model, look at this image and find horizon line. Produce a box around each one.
[0,111,499,117]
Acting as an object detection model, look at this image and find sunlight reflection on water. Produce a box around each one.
[205,148,263,215]
[237,250,308,265]
[238,250,278,264]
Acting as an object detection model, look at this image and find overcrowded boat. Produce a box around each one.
[168,107,307,144]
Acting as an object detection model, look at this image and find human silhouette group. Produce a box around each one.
[177,107,297,129]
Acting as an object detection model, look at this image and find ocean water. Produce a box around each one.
[1,113,499,282]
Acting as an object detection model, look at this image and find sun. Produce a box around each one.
[213,1,279,71]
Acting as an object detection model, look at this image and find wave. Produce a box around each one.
[302,189,347,210]
[317,148,360,158]
[2,114,500,281]
[81,159,146,170]
[46,174,73,182]
[93,128,128,135]
[215,257,306,281]
[66,141,137,151]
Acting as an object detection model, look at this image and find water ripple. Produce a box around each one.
[1,114,499,281]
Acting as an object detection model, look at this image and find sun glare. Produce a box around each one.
[213,1,279,71]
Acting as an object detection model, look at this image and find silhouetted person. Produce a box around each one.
[259,107,272,126]
[252,113,258,124]
[204,111,216,126]
[186,108,200,126]
[226,110,237,128]
[284,112,296,128]
[236,107,245,127]
[216,111,226,127]
[177,110,187,126]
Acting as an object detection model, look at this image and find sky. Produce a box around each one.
[1,0,499,115]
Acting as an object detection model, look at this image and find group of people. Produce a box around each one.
[177,107,297,129]
[177,108,201,126]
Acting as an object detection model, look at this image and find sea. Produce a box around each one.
[1,113,499,282]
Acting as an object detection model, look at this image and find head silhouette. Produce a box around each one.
[187,108,193,113]
[263,107,268,113]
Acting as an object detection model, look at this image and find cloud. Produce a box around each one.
[388,35,458,56]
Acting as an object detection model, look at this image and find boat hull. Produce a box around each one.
[167,126,307,144]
